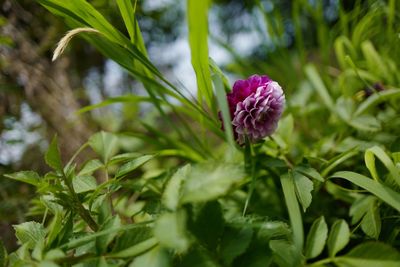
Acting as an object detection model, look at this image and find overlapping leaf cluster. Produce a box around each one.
[1,0,400,266]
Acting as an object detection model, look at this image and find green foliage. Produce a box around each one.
[3,0,400,266]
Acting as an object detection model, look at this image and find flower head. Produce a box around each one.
[227,75,285,144]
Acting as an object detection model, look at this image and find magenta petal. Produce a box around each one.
[225,75,285,144]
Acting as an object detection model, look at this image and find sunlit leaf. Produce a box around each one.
[13,222,46,250]
[181,163,244,203]
[154,211,189,253]
[4,171,41,186]
[327,219,350,257]
[305,216,328,259]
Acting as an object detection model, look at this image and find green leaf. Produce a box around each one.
[4,171,41,186]
[45,135,63,171]
[349,195,376,224]
[89,131,119,163]
[175,246,219,267]
[327,219,350,257]
[293,171,314,212]
[276,114,294,149]
[335,242,400,267]
[220,225,253,265]
[77,95,150,114]
[13,222,46,249]
[72,175,97,193]
[96,216,121,254]
[189,201,224,251]
[305,64,335,112]
[154,211,190,253]
[331,171,400,212]
[78,159,103,176]
[305,216,328,259]
[181,163,244,203]
[322,147,358,177]
[115,155,154,179]
[154,210,189,253]
[116,0,137,43]
[294,166,324,182]
[44,249,65,261]
[360,201,381,239]
[187,0,214,110]
[109,152,142,165]
[270,240,303,267]
[213,74,235,147]
[113,226,152,254]
[365,146,400,186]
[129,246,170,267]
[108,237,158,258]
[281,172,304,254]
[162,165,190,211]
[46,212,63,247]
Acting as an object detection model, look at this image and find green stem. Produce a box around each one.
[307,257,333,267]
[61,170,99,231]
[243,138,256,216]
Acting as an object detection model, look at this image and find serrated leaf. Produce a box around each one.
[45,136,63,171]
[181,163,244,203]
[293,171,314,212]
[360,201,381,239]
[115,155,154,179]
[4,171,41,186]
[13,222,46,249]
[335,242,400,267]
[305,216,328,259]
[327,219,350,257]
[220,225,253,265]
[78,159,103,176]
[113,226,153,253]
[72,175,97,193]
[89,131,119,163]
[154,211,189,253]
[162,165,190,211]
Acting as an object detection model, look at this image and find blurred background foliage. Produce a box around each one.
[0,0,399,252]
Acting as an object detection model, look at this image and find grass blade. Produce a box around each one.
[331,171,400,212]
[281,171,304,254]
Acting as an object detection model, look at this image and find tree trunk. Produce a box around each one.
[0,0,94,161]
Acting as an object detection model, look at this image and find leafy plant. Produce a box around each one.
[1,0,400,266]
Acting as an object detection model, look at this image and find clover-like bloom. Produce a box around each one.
[227,75,285,144]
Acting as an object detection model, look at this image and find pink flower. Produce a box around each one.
[227,75,285,144]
